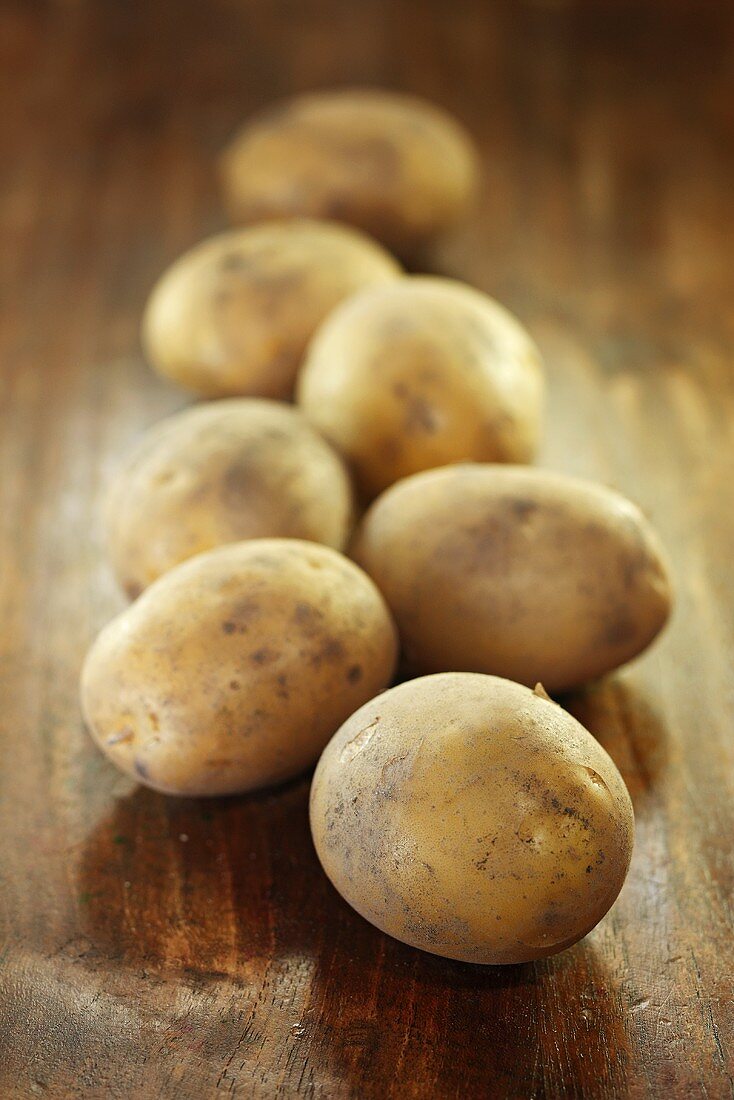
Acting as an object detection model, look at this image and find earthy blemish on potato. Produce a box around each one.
[403,394,441,435]
[250,647,277,666]
[134,758,149,780]
[229,596,262,621]
[601,610,639,649]
[511,498,540,520]
[318,638,346,662]
[107,728,134,746]
[293,602,322,625]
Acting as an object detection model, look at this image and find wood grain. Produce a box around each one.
[1,0,733,1096]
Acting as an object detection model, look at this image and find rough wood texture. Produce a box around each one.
[1,1,733,1096]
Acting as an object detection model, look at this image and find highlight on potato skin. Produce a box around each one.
[219,88,480,256]
[104,398,355,598]
[297,277,545,500]
[310,672,635,965]
[142,218,401,399]
[351,463,673,691]
[80,539,398,797]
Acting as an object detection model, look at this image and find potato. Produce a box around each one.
[219,89,480,256]
[105,399,354,598]
[297,277,545,499]
[81,540,398,796]
[142,219,400,398]
[352,464,673,691]
[310,672,634,964]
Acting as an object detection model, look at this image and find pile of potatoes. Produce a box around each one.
[81,89,673,966]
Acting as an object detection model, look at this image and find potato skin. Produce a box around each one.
[297,278,545,499]
[351,465,673,691]
[81,540,398,796]
[311,673,634,964]
[105,399,354,598]
[142,219,400,398]
[219,89,479,255]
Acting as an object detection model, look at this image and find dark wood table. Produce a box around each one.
[2,1,733,1096]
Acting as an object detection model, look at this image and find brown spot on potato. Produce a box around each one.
[461,516,511,565]
[601,611,639,649]
[294,602,321,625]
[220,598,260,636]
[219,252,250,272]
[310,637,346,665]
[347,664,363,683]
[274,673,291,700]
[221,458,262,503]
[403,395,440,435]
[250,647,277,666]
[510,498,540,521]
[230,597,261,622]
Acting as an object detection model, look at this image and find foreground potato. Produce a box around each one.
[297,278,545,499]
[81,540,397,796]
[311,673,634,964]
[220,89,479,255]
[142,219,400,398]
[352,465,673,690]
[105,399,354,597]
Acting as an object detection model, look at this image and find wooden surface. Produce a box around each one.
[1,1,733,1096]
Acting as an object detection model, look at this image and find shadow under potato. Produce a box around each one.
[76,777,321,978]
[306,934,631,1098]
[561,674,671,814]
